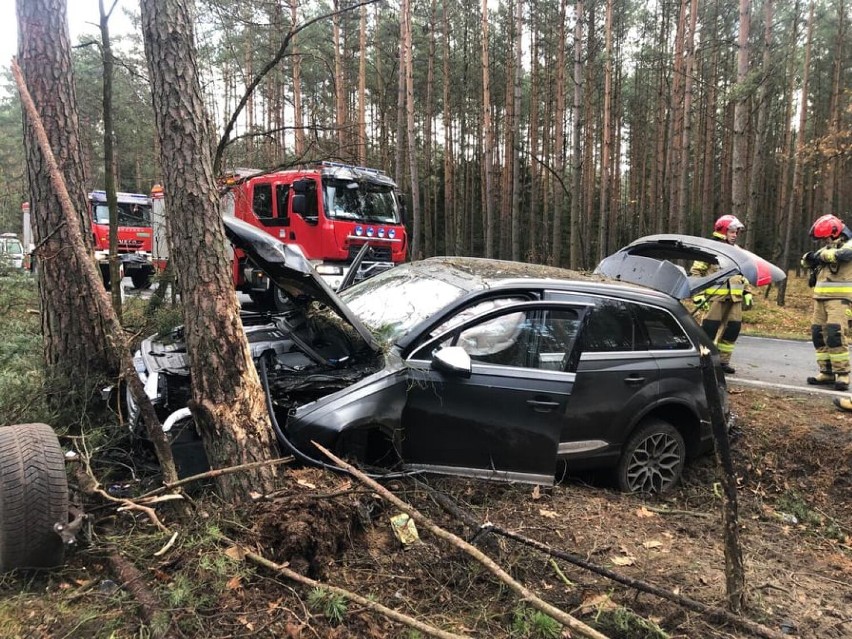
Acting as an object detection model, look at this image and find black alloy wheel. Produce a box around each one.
[617,418,686,495]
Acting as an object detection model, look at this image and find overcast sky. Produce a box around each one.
[1,1,136,78]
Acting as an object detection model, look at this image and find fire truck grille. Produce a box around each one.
[118,240,144,252]
[349,244,392,262]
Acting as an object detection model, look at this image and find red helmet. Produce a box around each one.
[810,214,845,239]
[713,215,745,237]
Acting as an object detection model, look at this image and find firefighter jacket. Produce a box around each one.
[689,260,749,302]
[812,237,852,301]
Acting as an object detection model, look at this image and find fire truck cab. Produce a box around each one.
[89,190,155,289]
[221,161,407,308]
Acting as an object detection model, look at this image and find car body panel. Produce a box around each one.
[596,233,786,297]
[131,232,753,489]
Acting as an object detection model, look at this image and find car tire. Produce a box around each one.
[131,272,152,289]
[616,418,686,495]
[0,423,68,572]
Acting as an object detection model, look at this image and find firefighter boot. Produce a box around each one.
[835,374,850,391]
[807,372,836,386]
[833,396,852,412]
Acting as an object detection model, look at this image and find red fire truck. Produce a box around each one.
[89,190,155,289]
[220,161,408,308]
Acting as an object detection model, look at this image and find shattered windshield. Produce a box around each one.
[93,202,152,227]
[323,179,400,224]
[340,265,468,342]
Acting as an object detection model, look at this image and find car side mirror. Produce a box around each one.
[431,346,471,378]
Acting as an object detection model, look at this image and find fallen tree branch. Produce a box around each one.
[427,489,787,639]
[137,455,295,500]
[108,551,173,638]
[313,443,610,639]
[226,541,472,639]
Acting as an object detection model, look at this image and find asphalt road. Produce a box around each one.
[729,334,850,398]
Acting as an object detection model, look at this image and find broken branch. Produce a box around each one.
[313,442,610,639]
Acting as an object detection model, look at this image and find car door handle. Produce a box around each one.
[624,375,645,385]
[527,398,560,412]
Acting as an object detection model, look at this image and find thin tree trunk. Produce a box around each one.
[570,0,584,269]
[402,0,421,260]
[442,0,456,254]
[552,0,567,266]
[481,0,495,258]
[333,0,346,155]
[424,0,436,256]
[291,0,305,158]
[676,0,698,234]
[511,0,523,261]
[731,0,751,222]
[779,1,814,308]
[745,0,773,251]
[597,0,613,261]
[99,0,122,321]
[357,3,367,165]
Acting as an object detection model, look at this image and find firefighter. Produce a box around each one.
[800,214,852,397]
[690,215,752,375]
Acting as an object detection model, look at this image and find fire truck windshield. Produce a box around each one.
[93,202,152,227]
[323,180,400,224]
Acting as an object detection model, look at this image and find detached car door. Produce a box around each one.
[400,300,589,485]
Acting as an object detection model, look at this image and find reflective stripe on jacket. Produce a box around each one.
[814,238,852,301]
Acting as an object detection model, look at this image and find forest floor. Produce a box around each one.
[1,385,850,639]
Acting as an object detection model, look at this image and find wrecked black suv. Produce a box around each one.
[129,218,784,494]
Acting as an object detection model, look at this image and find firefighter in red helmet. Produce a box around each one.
[690,215,752,375]
[801,214,852,407]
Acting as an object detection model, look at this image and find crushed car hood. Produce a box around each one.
[223,216,379,351]
[595,234,786,298]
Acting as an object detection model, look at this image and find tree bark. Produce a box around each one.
[16,0,117,410]
[402,0,421,260]
[99,0,123,322]
[140,0,281,501]
[570,0,584,269]
[481,0,495,258]
[731,0,751,223]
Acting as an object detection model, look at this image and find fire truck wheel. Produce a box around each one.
[0,423,68,572]
[131,272,152,289]
[272,285,294,313]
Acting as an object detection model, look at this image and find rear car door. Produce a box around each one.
[549,295,661,468]
[401,300,589,484]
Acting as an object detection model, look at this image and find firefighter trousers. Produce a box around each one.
[700,298,742,365]
[810,298,851,375]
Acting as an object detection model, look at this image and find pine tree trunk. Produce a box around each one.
[570,0,584,269]
[17,0,118,409]
[597,0,613,261]
[481,0,495,258]
[745,0,773,251]
[779,1,814,308]
[551,0,567,266]
[510,0,523,262]
[402,0,422,260]
[290,0,305,158]
[358,3,367,166]
[333,0,346,155]
[140,0,281,501]
[731,0,751,223]
[442,0,457,254]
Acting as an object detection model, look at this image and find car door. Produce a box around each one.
[550,296,661,468]
[400,300,589,485]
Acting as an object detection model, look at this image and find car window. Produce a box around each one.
[635,304,692,350]
[582,300,643,352]
[253,183,273,219]
[420,307,581,370]
[428,297,526,337]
